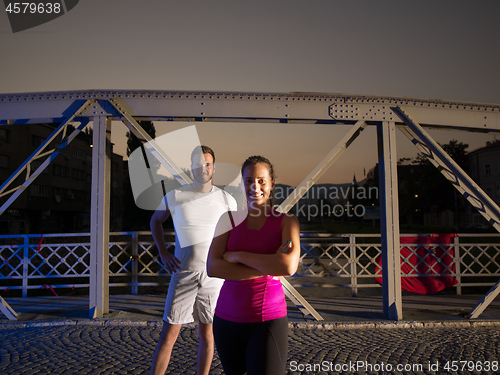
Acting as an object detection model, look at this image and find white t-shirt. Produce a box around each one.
[166,185,237,271]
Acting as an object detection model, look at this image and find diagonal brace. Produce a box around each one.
[392,106,500,231]
[0,295,17,320]
[391,106,500,319]
[0,100,95,216]
[0,119,90,215]
[106,98,192,186]
[0,99,95,198]
[276,121,366,321]
[277,121,366,213]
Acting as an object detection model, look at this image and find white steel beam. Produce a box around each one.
[281,277,323,321]
[469,285,500,319]
[0,295,17,320]
[89,115,112,318]
[377,121,403,321]
[1,90,500,131]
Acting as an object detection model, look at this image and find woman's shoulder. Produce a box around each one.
[271,209,297,224]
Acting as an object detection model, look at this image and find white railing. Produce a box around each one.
[1,232,499,297]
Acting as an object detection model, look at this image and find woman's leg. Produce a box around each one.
[213,315,248,375]
[246,316,288,375]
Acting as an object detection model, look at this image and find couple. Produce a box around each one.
[150,145,300,375]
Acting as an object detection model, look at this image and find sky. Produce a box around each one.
[1,0,499,186]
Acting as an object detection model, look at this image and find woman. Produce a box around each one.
[207,155,300,375]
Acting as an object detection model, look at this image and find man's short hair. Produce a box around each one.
[191,145,215,163]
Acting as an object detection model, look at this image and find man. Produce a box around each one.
[150,145,237,375]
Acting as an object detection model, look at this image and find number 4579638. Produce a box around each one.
[5,2,62,14]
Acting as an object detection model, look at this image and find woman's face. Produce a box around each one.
[242,163,274,208]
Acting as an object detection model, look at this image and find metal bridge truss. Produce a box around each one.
[1,90,500,321]
[391,107,500,319]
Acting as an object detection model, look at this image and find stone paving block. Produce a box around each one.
[470,320,500,328]
[335,321,376,330]
[76,320,104,326]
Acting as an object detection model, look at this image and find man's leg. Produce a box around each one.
[197,272,224,374]
[150,322,182,375]
[197,322,214,375]
[154,271,197,373]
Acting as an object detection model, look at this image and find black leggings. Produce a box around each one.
[213,315,288,375]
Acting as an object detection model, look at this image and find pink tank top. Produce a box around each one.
[215,210,287,323]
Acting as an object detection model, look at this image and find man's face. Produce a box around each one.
[191,153,215,185]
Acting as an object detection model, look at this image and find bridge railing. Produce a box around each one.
[1,232,499,297]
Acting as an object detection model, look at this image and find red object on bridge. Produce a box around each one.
[36,234,44,252]
[43,284,59,297]
[375,234,458,294]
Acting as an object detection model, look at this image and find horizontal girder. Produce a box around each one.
[0,90,499,131]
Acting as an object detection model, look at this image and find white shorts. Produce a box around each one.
[163,270,224,325]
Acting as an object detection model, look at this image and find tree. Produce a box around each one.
[123,120,159,230]
[415,139,468,213]
[393,139,469,229]
[361,140,469,228]
[83,125,92,146]
[126,120,156,156]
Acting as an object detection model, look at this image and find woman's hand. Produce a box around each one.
[207,214,266,280]
[223,251,240,264]
[223,241,291,264]
[208,213,300,279]
[277,240,293,254]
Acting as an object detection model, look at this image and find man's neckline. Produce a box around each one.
[190,184,215,194]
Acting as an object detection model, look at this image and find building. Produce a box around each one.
[0,124,124,234]
[467,139,500,225]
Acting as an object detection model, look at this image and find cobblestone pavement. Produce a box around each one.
[1,324,500,374]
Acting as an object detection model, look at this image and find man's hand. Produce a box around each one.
[160,250,181,273]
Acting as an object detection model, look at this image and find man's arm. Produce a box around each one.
[150,202,181,274]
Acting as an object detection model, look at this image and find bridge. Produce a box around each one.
[1,90,500,321]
